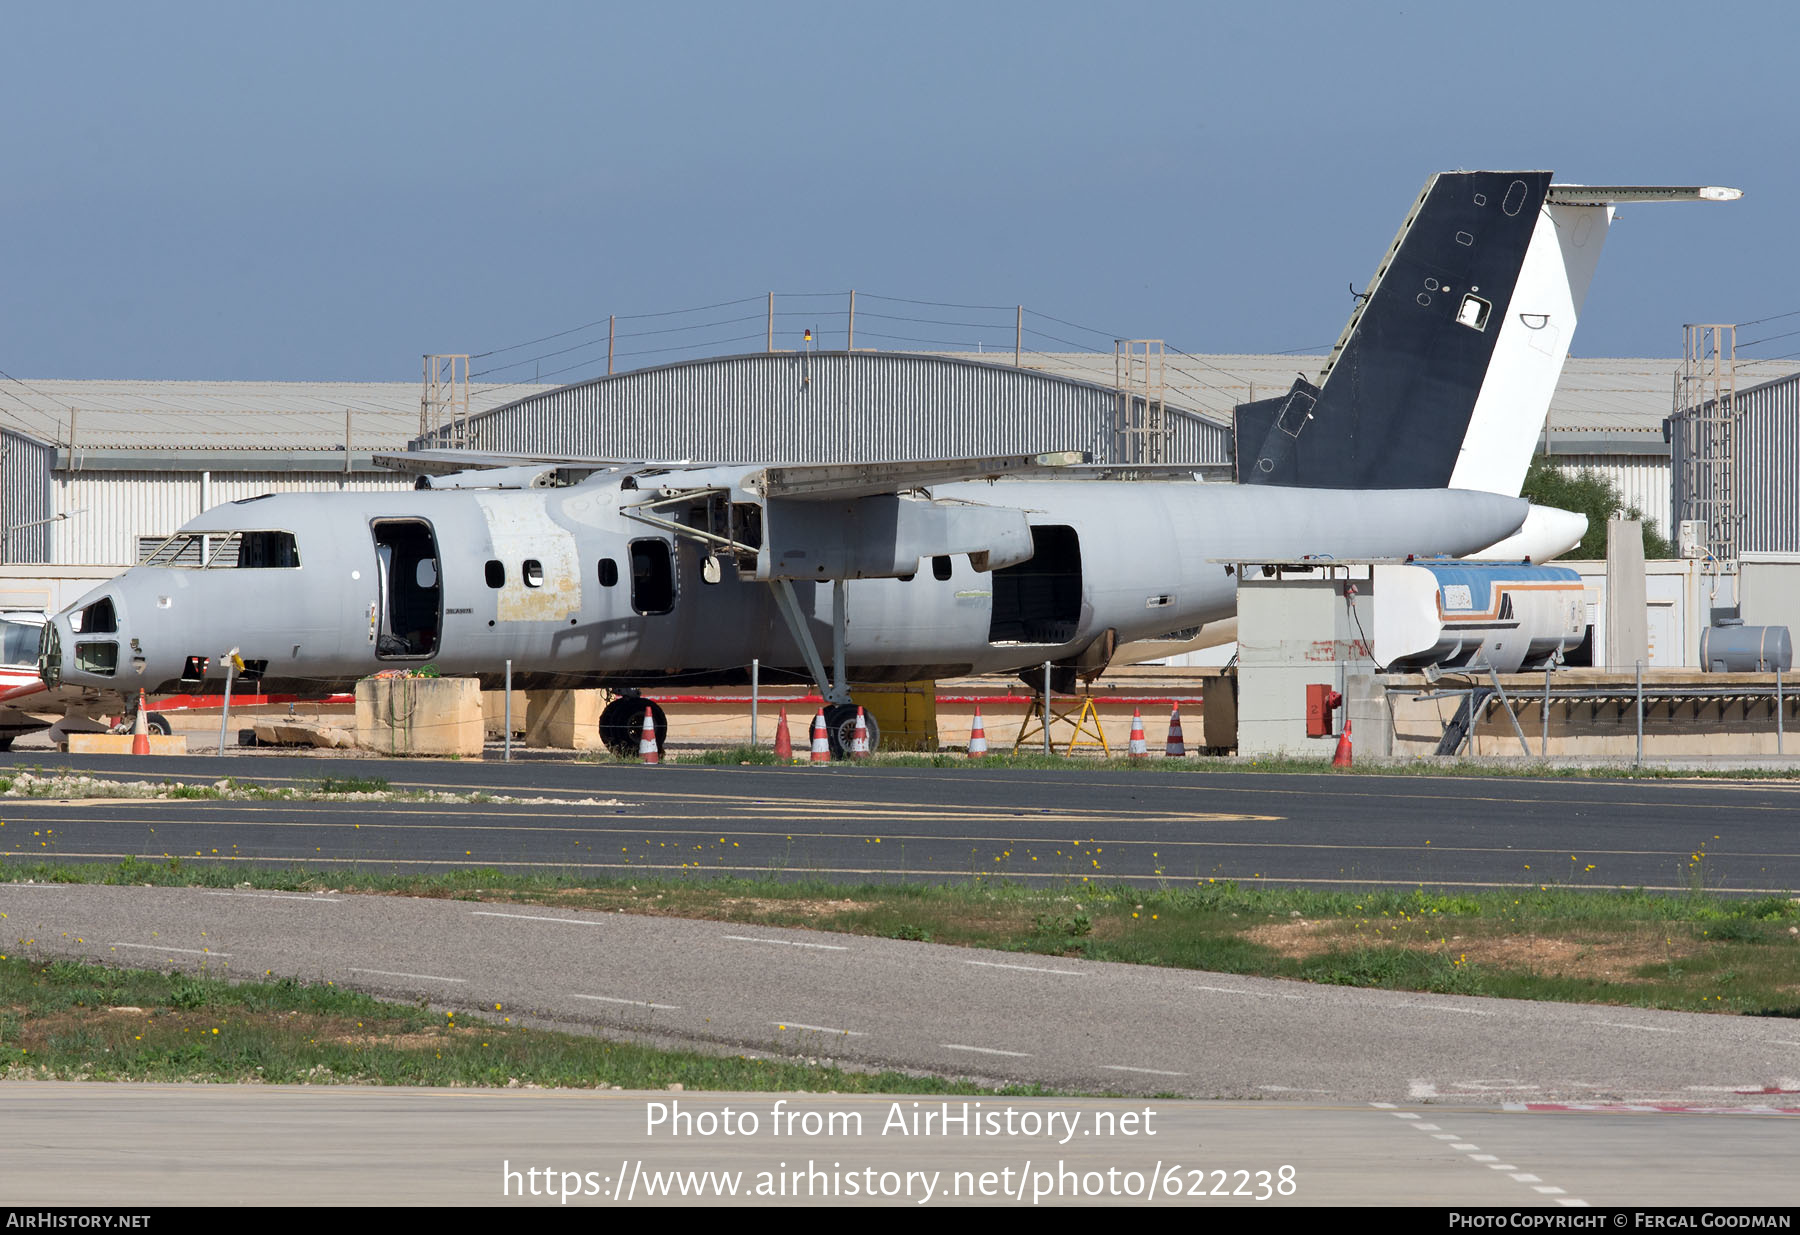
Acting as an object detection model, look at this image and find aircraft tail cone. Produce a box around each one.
[849,707,870,759]
[1165,703,1186,757]
[1333,720,1353,768]
[809,710,831,762]
[773,706,792,762]
[1127,708,1148,758]
[638,709,660,764]
[131,690,150,756]
[967,705,988,758]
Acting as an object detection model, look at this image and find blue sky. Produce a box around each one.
[3,1,1792,381]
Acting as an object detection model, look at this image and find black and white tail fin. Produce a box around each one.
[1235,171,1739,496]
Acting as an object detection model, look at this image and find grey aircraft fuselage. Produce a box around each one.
[41,475,1527,699]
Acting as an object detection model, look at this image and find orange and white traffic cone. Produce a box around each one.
[1332,719,1353,767]
[1127,708,1148,758]
[638,709,660,764]
[849,707,870,759]
[773,706,792,762]
[967,705,988,758]
[809,710,831,762]
[131,689,150,756]
[1165,703,1186,757]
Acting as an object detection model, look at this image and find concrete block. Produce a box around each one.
[482,690,529,739]
[523,689,602,750]
[851,681,938,752]
[252,719,353,749]
[65,733,188,755]
[354,677,484,757]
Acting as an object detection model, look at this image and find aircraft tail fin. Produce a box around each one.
[1235,172,1737,496]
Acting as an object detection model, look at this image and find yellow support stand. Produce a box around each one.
[1012,692,1111,756]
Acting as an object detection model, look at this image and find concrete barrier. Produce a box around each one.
[353,677,484,757]
[65,733,188,755]
[523,690,603,750]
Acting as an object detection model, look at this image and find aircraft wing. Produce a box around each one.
[645,450,1089,501]
[622,451,1088,581]
[372,449,652,475]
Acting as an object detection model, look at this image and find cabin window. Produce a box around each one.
[932,555,953,581]
[485,560,505,588]
[629,540,674,615]
[599,559,619,587]
[523,559,544,588]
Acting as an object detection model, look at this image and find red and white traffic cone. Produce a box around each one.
[638,709,660,764]
[773,706,792,762]
[967,705,988,758]
[131,689,150,756]
[1127,708,1148,758]
[1332,719,1353,768]
[1165,702,1186,757]
[849,707,870,759]
[810,710,831,762]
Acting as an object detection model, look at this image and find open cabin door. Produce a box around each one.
[371,519,442,658]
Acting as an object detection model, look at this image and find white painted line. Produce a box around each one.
[942,1044,1031,1058]
[348,967,466,984]
[1450,1143,1479,1151]
[1432,1134,1460,1141]
[1558,1200,1590,1208]
[1195,984,1302,1000]
[1596,1021,1682,1033]
[1486,1164,1518,1171]
[1511,1175,1542,1183]
[473,911,607,926]
[1404,1003,1493,1016]
[1412,1123,1441,1131]
[1369,1102,1397,1109]
[1104,1066,1187,1077]
[773,1022,866,1036]
[108,942,229,957]
[1533,1186,1566,1195]
[1,883,67,889]
[968,960,1083,976]
[572,994,680,1011]
[1391,1113,1421,1120]
[724,935,849,951]
[1468,1154,1499,1162]
[202,891,340,903]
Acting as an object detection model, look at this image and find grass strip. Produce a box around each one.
[666,747,1800,779]
[0,955,1055,1092]
[6,859,1797,1018]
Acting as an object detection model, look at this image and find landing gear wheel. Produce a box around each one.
[822,703,878,760]
[599,696,666,759]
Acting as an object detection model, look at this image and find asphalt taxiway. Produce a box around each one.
[2,752,1797,892]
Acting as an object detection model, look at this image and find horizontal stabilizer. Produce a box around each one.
[1546,185,1742,204]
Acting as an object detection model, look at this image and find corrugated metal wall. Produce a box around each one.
[1548,453,1673,537]
[442,352,1234,465]
[1,428,55,564]
[50,470,412,566]
[1671,371,1800,554]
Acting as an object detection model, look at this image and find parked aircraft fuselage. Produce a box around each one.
[41,477,1527,698]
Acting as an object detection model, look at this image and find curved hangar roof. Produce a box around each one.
[428,351,1234,466]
